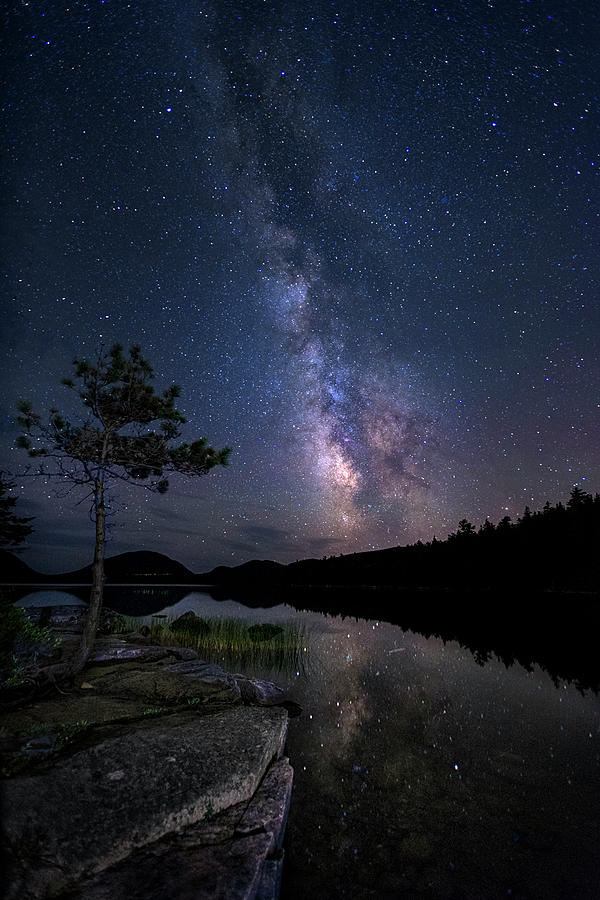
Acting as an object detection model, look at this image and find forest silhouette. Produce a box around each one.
[285,486,600,591]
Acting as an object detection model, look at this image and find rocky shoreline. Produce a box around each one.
[1,607,296,900]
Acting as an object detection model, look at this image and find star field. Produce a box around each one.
[1,0,598,573]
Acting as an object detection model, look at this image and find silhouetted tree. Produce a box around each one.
[567,486,591,508]
[16,344,230,677]
[0,473,34,552]
[450,519,476,540]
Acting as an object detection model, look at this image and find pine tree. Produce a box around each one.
[567,485,591,508]
[16,344,230,677]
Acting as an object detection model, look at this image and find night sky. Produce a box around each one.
[1,0,598,574]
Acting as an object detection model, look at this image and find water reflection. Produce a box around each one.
[103,585,193,616]
[15,590,86,607]
[279,618,600,899]
[137,592,283,624]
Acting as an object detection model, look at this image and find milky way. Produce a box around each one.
[259,211,440,545]
[1,0,598,572]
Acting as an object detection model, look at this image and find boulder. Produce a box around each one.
[234,674,285,706]
[1,706,289,900]
[170,610,211,635]
[233,676,302,717]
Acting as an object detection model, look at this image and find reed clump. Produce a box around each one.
[118,613,307,674]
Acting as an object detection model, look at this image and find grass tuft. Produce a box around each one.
[116,613,308,674]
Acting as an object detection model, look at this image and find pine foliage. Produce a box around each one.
[17,343,231,490]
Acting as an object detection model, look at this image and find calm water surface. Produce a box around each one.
[18,588,600,898]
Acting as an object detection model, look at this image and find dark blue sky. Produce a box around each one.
[2,0,598,573]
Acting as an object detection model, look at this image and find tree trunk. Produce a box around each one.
[69,476,106,675]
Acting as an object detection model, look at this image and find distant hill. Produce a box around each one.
[1,550,197,585]
[199,559,287,584]
[63,550,197,584]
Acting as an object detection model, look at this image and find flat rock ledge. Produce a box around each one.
[1,626,295,900]
[61,755,293,900]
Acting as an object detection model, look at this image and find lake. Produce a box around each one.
[14,586,600,898]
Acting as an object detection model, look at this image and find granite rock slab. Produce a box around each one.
[1,705,289,900]
[61,757,293,900]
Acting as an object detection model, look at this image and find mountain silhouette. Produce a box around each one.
[1,550,196,585]
[2,487,598,591]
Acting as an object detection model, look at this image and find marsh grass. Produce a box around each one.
[117,614,308,674]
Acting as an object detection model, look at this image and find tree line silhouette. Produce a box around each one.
[286,487,600,591]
